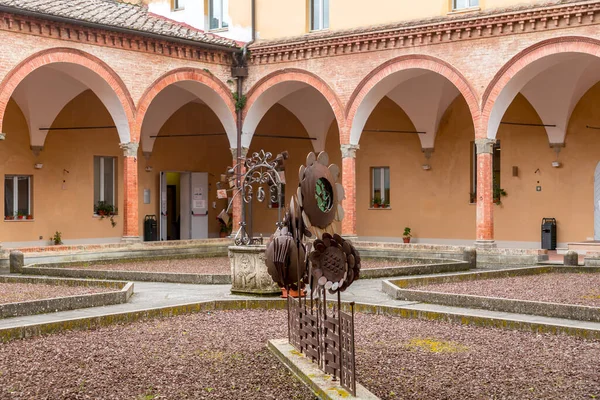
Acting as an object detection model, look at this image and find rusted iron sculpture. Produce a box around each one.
[218,150,288,246]
[265,151,361,396]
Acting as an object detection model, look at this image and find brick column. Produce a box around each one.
[121,142,140,242]
[230,147,249,234]
[341,144,359,238]
[475,138,496,248]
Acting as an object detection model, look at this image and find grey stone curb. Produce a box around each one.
[268,339,379,400]
[21,264,231,284]
[360,260,470,279]
[0,276,133,319]
[2,298,599,343]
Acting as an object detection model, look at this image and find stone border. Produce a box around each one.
[1,298,598,343]
[0,275,133,319]
[359,257,470,279]
[383,266,600,322]
[20,264,231,285]
[268,339,380,400]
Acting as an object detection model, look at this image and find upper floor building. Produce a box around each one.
[140,0,575,42]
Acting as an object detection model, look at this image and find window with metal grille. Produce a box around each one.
[94,156,117,213]
[4,175,32,219]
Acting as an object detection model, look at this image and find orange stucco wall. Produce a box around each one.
[0,91,124,244]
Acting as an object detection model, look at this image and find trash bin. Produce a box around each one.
[541,218,557,250]
[144,215,157,242]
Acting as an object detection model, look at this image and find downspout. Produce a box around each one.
[234,0,256,236]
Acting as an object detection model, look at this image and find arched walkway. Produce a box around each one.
[0,48,135,144]
[135,68,237,147]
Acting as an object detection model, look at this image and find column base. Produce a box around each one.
[121,236,141,244]
[475,240,496,249]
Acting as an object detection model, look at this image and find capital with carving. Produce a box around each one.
[230,147,249,159]
[475,138,496,155]
[31,146,44,157]
[341,144,360,159]
[0,133,5,141]
[120,142,139,157]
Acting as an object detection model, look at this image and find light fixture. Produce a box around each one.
[145,166,153,172]
[550,143,564,169]
[34,163,43,169]
[422,164,431,171]
[551,161,561,168]
[421,148,433,171]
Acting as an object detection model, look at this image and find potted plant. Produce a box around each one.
[217,216,232,238]
[95,201,118,227]
[26,214,33,220]
[371,196,382,208]
[52,231,63,245]
[383,201,390,209]
[403,227,412,243]
[493,185,507,205]
[5,214,14,220]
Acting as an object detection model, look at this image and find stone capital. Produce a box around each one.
[230,147,249,160]
[475,138,496,155]
[0,132,5,141]
[120,142,139,157]
[341,144,360,159]
[30,145,44,157]
[421,147,434,160]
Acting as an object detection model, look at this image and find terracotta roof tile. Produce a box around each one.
[0,0,239,48]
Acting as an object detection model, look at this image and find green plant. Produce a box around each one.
[493,185,507,205]
[403,227,412,238]
[52,231,63,245]
[16,211,25,219]
[226,79,234,85]
[217,214,233,235]
[95,201,118,228]
[371,196,382,207]
[232,91,247,112]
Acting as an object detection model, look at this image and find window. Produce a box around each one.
[470,141,501,204]
[94,156,117,213]
[172,0,183,10]
[371,167,390,208]
[453,0,479,10]
[310,0,329,31]
[4,176,32,220]
[209,0,229,30]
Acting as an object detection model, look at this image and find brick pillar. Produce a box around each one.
[121,142,140,242]
[230,147,249,234]
[341,144,359,238]
[475,138,496,248]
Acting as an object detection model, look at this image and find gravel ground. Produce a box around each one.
[0,283,115,305]
[56,257,231,275]
[0,310,598,399]
[423,272,600,307]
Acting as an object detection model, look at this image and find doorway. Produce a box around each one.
[159,171,209,241]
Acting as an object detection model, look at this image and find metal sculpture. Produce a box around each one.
[265,151,361,396]
[218,150,288,246]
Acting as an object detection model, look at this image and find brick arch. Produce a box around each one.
[481,36,600,139]
[0,47,135,142]
[243,69,345,147]
[134,68,237,145]
[345,54,480,145]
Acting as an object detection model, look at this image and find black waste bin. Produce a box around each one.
[144,215,158,242]
[541,218,557,250]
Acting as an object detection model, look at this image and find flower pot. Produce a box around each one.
[5,216,14,220]
[98,211,106,216]
[17,216,24,220]
[403,237,411,243]
[26,215,33,220]
[219,231,228,238]
[373,204,380,208]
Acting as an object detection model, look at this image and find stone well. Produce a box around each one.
[229,245,280,295]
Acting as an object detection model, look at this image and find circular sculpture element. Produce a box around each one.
[309,233,361,294]
[298,151,345,237]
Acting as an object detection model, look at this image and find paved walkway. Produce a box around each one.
[1,276,600,333]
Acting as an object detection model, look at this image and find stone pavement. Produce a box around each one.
[1,276,600,334]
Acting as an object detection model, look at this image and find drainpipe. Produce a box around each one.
[232,0,256,236]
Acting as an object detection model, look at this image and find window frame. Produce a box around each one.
[172,0,184,11]
[94,156,117,215]
[470,140,501,204]
[209,0,229,31]
[309,0,329,32]
[452,0,479,11]
[370,166,390,209]
[4,175,33,220]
